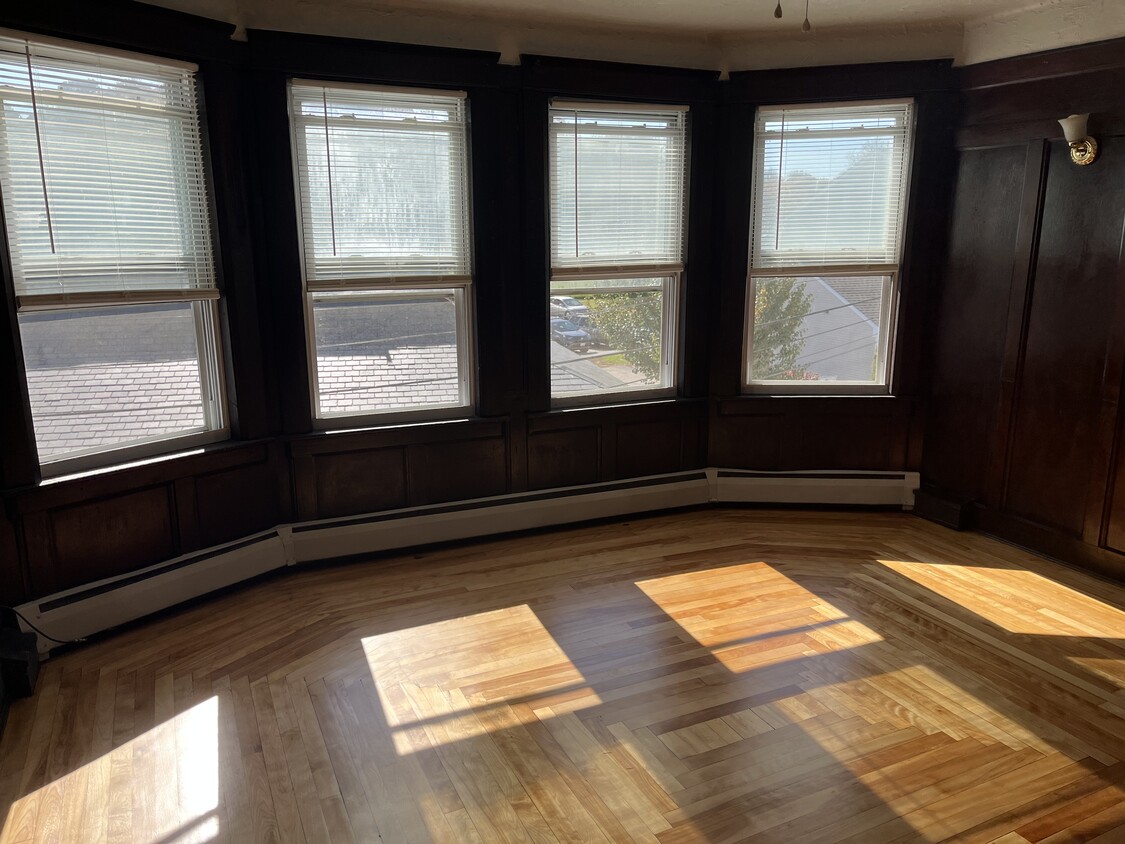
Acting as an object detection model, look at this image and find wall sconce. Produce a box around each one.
[1058,113,1098,166]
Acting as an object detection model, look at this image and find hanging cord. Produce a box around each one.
[24,45,56,254]
[322,89,338,258]
[2,606,86,646]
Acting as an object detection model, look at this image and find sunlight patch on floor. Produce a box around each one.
[876,558,1125,637]
[1,696,219,844]
[362,605,601,754]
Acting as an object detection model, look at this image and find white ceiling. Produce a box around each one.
[138,0,1125,69]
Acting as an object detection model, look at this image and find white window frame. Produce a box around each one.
[743,98,915,396]
[288,80,476,426]
[547,99,689,407]
[0,31,228,477]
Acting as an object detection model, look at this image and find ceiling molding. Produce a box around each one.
[134,0,1123,69]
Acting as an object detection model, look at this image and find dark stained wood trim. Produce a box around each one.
[246,29,507,89]
[726,59,956,104]
[0,0,241,65]
[520,55,717,102]
[983,140,1049,511]
[959,35,1125,91]
[973,503,1125,584]
[1083,178,1125,547]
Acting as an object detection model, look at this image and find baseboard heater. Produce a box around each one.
[15,468,917,654]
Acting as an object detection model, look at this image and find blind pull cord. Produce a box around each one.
[322,90,338,258]
[773,111,785,252]
[573,111,579,260]
[25,46,57,255]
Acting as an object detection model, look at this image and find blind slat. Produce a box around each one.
[548,104,687,271]
[750,101,914,270]
[0,34,216,299]
[290,82,472,282]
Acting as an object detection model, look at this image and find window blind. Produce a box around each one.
[290,82,471,284]
[751,101,913,270]
[549,102,687,271]
[0,34,215,300]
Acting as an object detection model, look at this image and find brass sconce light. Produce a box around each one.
[1058,113,1098,166]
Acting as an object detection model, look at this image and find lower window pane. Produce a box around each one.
[747,275,890,386]
[311,289,468,418]
[549,278,674,400]
[19,302,216,464]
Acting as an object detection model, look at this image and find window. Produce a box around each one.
[0,33,226,473]
[289,81,473,421]
[547,102,687,401]
[744,100,914,392]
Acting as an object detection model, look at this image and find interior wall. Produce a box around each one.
[919,38,1125,581]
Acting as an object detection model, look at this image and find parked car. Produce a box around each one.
[549,300,568,318]
[550,318,591,352]
[570,313,605,346]
[550,295,589,320]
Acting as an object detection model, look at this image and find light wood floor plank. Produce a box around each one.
[2,508,1124,842]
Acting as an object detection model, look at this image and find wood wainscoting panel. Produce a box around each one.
[1004,138,1125,536]
[615,419,687,479]
[36,486,176,597]
[406,435,509,506]
[922,144,1027,503]
[2,509,1124,842]
[527,427,601,490]
[194,448,288,547]
[313,447,408,520]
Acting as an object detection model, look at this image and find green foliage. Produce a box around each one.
[583,291,663,381]
[750,277,814,380]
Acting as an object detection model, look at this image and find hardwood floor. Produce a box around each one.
[2,508,1125,843]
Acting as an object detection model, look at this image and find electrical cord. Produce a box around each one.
[1,606,86,645]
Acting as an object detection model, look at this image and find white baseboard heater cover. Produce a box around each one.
[16,468,917,654]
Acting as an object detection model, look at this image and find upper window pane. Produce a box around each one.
[0,36,215,299]
[549,103,687,270]
[751,101,913,269]
[290,82,471,281]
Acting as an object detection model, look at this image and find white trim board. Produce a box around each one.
[16,468,917,654]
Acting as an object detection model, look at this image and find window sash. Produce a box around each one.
[743,272,896,393]
[750,100,914,271]
[289,81,473,283]
[548,273,678,403]
[27,300,227,475]
[548,102,688,272]
[306,285,473,422]
[0,33,216,299]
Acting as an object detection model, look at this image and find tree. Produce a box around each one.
[578,278,814,384]
[584,291,663,381]
[750,277,814,380]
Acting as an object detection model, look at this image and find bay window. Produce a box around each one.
[289,81,474,421]
[744,100,914,393]
[547,101,688,402]
[0,32,226,473]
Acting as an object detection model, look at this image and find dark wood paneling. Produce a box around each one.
[194,456,286,546]
[407,437,509,505]
[615,420,686,479]
[727,60,955,104]
[527,429,600,490]
[1004,139,1125,536]
[0,506,24,606]
[37,487,176,596]
[712,397,914,471]
[922,144,1028,500]
[313,448,408,519]
[708,411,785,469]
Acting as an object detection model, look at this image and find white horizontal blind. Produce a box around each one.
[549,102,687,271]
[0,35,215,300]
[751,101,913,270]
[290,82,471,284]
